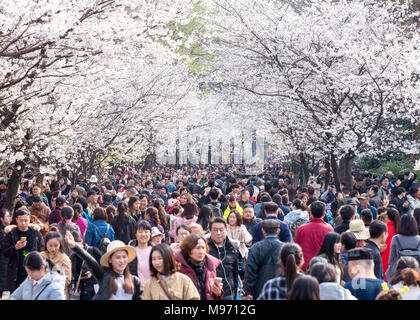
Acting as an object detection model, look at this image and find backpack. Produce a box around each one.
[93,223,111,254]
[208,203,223,218]
[395,235,420,265]
[290,218,308,240]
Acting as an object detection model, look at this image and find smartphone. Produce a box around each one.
[20,237,27,242]
[214,277,223,284]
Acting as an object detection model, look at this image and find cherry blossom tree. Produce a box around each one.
[193,0,419,189]
[0,0,199,211]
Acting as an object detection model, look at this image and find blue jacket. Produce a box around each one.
[357,205,378,220]
[252,216,292,244]
[84,220,115,248]
[9,271,66,300]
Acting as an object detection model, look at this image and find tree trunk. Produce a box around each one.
[230,138,234,164]
[330,152,341,192]
[338,152,355,192]
[4,161,26,213]
[207,138,212,164]
[291,157,299,189]
[324,157,331,192]
[144,152,156,170]
[299,152,310,186]
[175,137,180,167]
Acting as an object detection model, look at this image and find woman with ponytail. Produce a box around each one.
[257,243,305,300]
[64,231,141,300]
[110,202,137,245]
[50,206,81,256]
[9,251,66,300]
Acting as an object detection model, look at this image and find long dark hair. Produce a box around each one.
[287,275,320,300]
[145,207,160,227]
[108,257,134,296]
[398,214,418,236]
[128,196,140,216]
[149,243,178,277]
[386,207,401,234]
[197,205,213,231]
[113,202,129,237]
[182,203,198,220]
[317,232,341,265]
[72,203,83,223]
[153,199,168,229]
[279,243,304,292]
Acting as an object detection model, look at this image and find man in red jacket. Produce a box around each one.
[294,201,334,271]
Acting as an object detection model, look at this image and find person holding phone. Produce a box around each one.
[174,233,224,300]
[1,208,43,293]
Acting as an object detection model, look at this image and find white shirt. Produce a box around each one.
[109,276,132,300]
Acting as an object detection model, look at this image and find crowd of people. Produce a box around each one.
[0,163,419,300]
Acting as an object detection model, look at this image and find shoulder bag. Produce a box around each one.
[69,261,85,300]
[157,276,172,300]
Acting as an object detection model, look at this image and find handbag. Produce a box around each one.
[157,276,172,300]
[69,262,84,300]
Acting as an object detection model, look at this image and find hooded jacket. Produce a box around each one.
[1,224,43,292]
[9,271,66,300]
[319,282,357,300]
[174,250,223,300]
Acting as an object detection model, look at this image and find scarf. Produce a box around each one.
[186,256,206,300]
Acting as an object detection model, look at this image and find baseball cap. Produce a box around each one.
[358,193,369,200]
[347,247,374,261]
[55,195,68,205]
[347,198,359,205]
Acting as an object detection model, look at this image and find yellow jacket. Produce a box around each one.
[223,203,243,220]
[141,272,200,300]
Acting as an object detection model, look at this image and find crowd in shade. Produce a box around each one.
[0,163,419,300]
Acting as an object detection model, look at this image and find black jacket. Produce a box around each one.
[364,240,385,280]
[243,217,262,235]
[110,215,137,245]
[390,196,410,215]
[244,235,283,298]
[207,237,240,299]
[1,225,43,292]
[70,244,102,296]
[334,221,350,234]
[71,244,141,300]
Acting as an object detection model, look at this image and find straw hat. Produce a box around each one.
[349,219,370,240]
[100,240,137,267]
